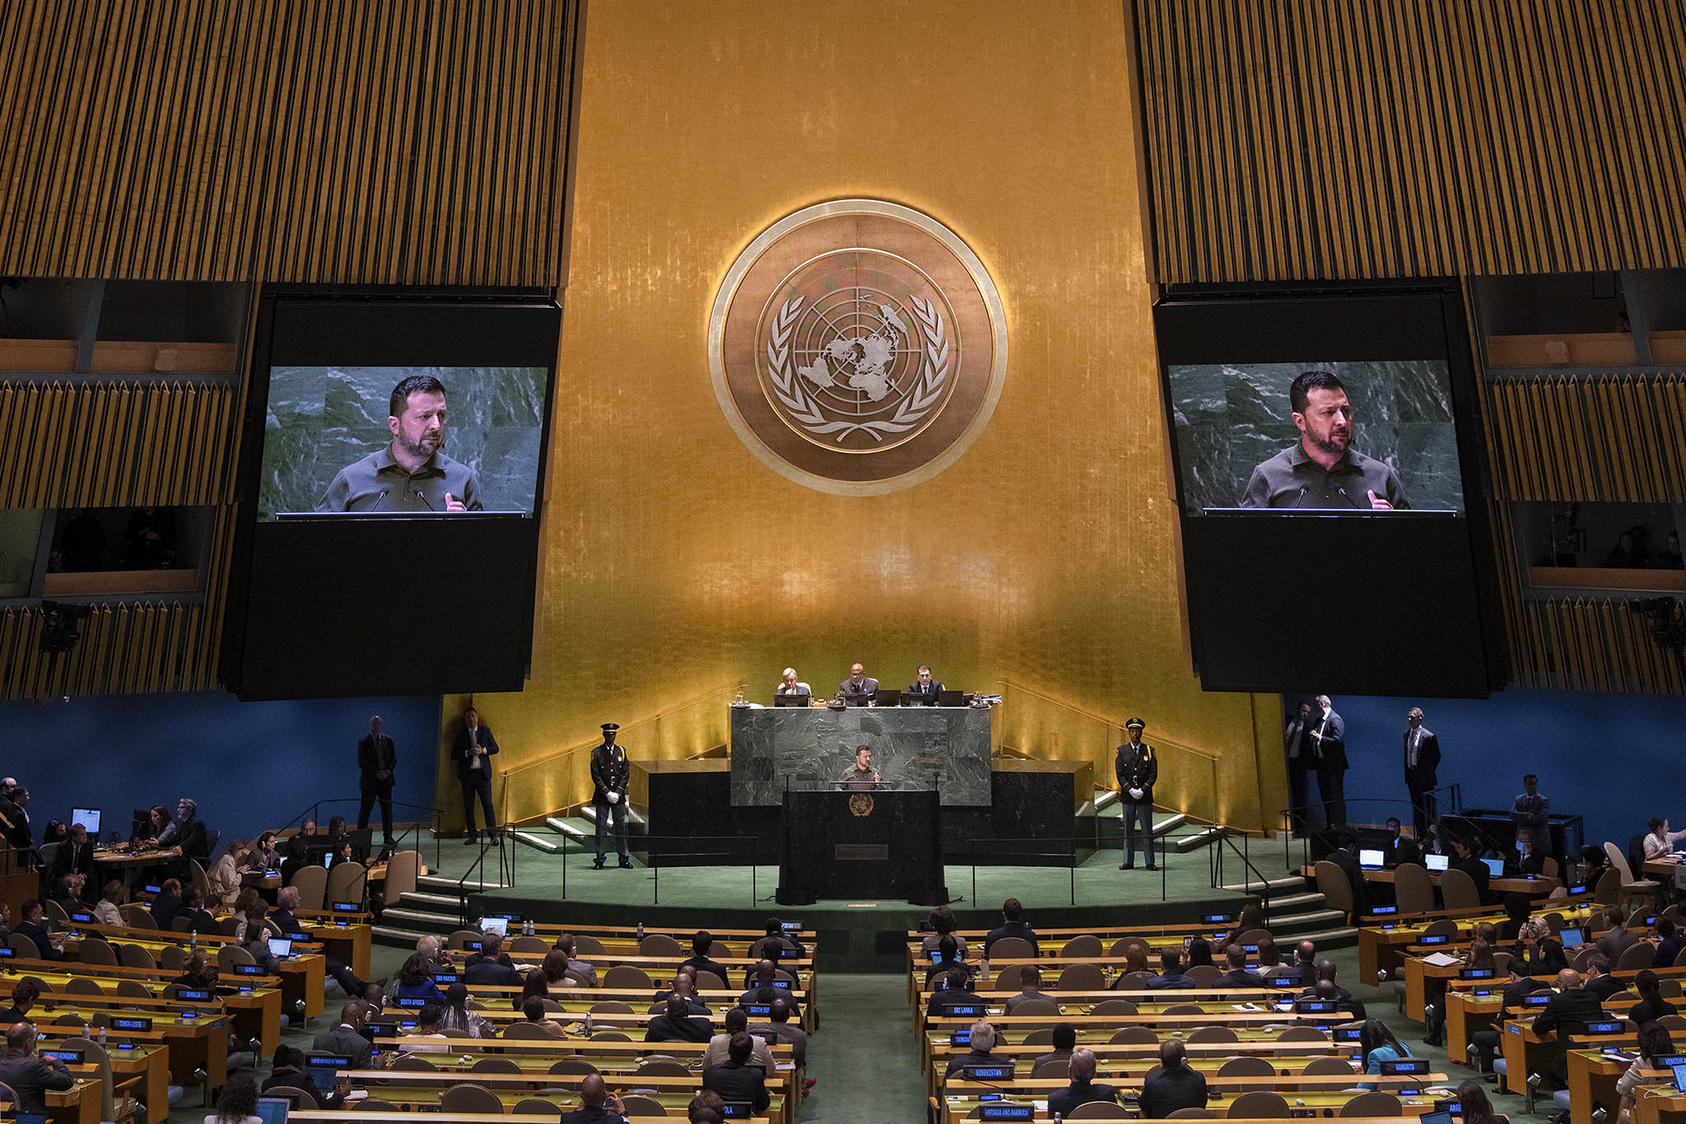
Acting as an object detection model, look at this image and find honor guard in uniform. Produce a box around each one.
[1115,717,1158,871]
[591,723,632,869]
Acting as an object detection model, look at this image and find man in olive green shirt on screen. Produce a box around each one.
[317,374,482,513]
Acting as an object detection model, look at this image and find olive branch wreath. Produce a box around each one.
[766,294,949,443]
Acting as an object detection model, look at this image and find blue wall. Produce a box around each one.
[1300,688,1686,850]
[0,691,441,849]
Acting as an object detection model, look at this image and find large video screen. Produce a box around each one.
[1154,284,1498,697]
[1167,359,1465,515]
[258,365,548,518]
[223,293,560,700]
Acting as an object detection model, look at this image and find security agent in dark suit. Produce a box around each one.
[356,714,397,847]
[839,662,878,705]
[1533,968,1606,1081]
[1383,817,1421,868]
[1283,700,1314,829]
[48,822,97,902]
[451,707,499,843]
[1403,707,1441,840]
[590,723,632,869]
[1115,717,1158,870]
[0,1021,73,1113]
[1140,1038,1209,1118]
[0,783,34,861]
[1049,1047,1119,1118]
[1307,695,1348,826]
[702,1032,771,1113]
[311,1001,375,1070]
[905,665,944,705]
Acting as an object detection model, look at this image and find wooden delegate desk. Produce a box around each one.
[939,1097,1442,1123]
[1636,1084,1686,1124]
[1500,1020,1632,1097]
[39,1037,170,1124]
[330,1075,788,1124]
[60,928,326,1019]
[777,787,945,904]
[1567,1047,1659,1124]
[290,1113,771,1124]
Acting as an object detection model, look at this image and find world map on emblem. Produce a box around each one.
[709,200,1007,495]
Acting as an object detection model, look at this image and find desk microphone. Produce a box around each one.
[1291,485,1308,508]
[369,488,390,511]
[413,489,437,511]
[1335,487,1362,508]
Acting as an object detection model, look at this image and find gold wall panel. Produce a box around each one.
[1135,0,1686,282]
[459,0,1279,832]
[0,0,581,284]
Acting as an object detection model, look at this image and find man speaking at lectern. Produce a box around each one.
[836,745,884,791]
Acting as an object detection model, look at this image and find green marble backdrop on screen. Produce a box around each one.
[258,365,548,518]
[1168,359,1463,515]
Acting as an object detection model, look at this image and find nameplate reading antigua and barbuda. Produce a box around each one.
[709,199,1007,495]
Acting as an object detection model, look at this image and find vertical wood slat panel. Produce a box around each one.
[1486,374,1686,503]
[1136,0,1686,281]
[0,0,581,286]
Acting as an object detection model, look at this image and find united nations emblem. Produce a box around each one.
[709,200,1007,494]
[848,793,875,818]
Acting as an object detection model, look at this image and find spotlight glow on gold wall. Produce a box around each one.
[448,0,1284,832]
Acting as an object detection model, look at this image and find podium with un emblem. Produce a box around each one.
[775,787,947,905]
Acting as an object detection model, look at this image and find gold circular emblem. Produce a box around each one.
[709,199,1007,495]
[848,793,875,818]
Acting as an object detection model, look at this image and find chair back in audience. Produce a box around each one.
[548,1059,599,1075]
[508,936,549,956]
[1110,1025,1158,1044]
[989,964,1025,993]
[1187,1025,1238,1043]
[1055,963,1106,990]
[117,942,157,971]
[638,933,683,957]
[1301,1056,1356,1075]
[1065,1102,1132,1119]
[1421,918,1458,938]
[469,1056,521,1073]
[1091,998,1138,1016]
[1185,964,1222,987]
[1438,868,1481,912]
[267,1085,319,1110]
[1277,1026,1329,1042]
[216,944,256,971]
[44,900,70,923]
[159,944,187,971]
[116,979,153,1000]
[1393,863,1436,915]
[1340,1091,1403,1116]
[502,1022,556,1040]
[387,1054,437,1071]
[1165,1109,1215,1118]
[1060,934,1103,958]
[603,964,653,989]
[1008,998,1058,1017]
[1592,868,1622,905]
[635,1059,689,1076]
[1020,1029,1053,1045]
[77,939,118,967]
[66,976,104,996]
[188,859,211,902]
[120,903,156,930]
[1217,1055,1276,1090]
[324,860,366,909]
[695,970,726,989]
[514,1098,558,1114]
[446,928,484,950]
[1032,1056,1071,1078]
[1617,941,1657,971]
[618,1093,668,1117]
[7,933,40,959]
[384,850,420,901]
[64,1036,116,1121]
[1314,861,1355,920]
[1227,1090,1291,1117]
[290,864,328,912]
[573,934,607,956]
[989,936,1035,959]
[1542,855,1560,880]
[589,1001,634,1014]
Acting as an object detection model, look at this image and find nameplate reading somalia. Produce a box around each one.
[709,200,1007,494]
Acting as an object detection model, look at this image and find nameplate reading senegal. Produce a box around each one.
[709,199,1007,494]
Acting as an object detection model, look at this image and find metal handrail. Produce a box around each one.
[276,797,447,870]
[1211,830,1273,923]
[456,826,514,923]
[1277,784,1464,870]
[557,833,761,907]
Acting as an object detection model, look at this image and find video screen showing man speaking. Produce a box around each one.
[256,364,547,520]
[1165,359,1464,516]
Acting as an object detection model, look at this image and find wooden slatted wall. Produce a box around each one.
[1134,0,1686,283]
[1135,0,1686,692]
[0,0,581,284]
[0,381,239,509]
[0,1,582,698]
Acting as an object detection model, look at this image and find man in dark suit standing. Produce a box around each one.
[701,1032,770,1113]
[451,707,499,844]
[905,665,943,705]
[1307,694,1347,827]
[1403,707,1441,841]
[1283,700,1314,831]
[1115,718,1158,870]
[590,723,631,870]
[356,714,397,848]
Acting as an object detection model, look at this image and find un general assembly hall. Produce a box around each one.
[1,3,1683,1123]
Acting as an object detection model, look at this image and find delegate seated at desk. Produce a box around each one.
[836,745,886,791]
